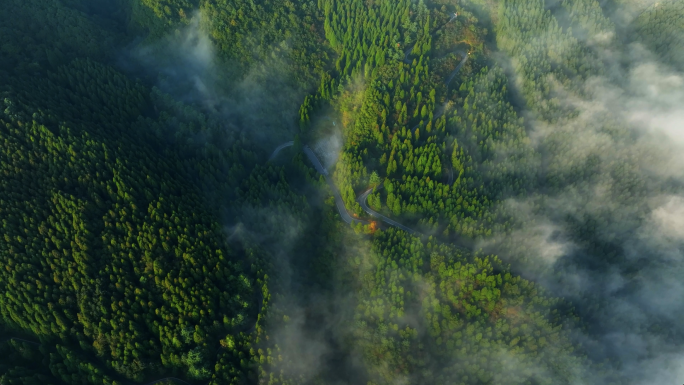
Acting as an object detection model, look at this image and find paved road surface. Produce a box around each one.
[357,187,418,235]
[410,49,468,134]
[271,143,365,225]
[358,184,471,252]
[403,13,458,65]
[273,143,417,233]
[445,51,468,88]
[3,15,467,384]
[268,141,294,160]
[303,146,366,225]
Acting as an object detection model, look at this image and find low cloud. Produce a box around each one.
[120,12,307,148]
[648,195,684,240]
[312,121,344,169]
[487,34,684,383]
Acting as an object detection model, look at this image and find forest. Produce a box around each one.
[1,0,683,384]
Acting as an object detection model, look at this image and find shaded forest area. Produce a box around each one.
[2,0,684,384]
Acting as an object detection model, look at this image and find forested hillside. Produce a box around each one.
[633,0,684,71]
[1,0,683,384]
[0,1,298,383]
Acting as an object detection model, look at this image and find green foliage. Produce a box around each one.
[0,0,121,77]
[322,0,419,75]
[0,337,124,385]
[0,59,257,381]
[495,0,610,121]
[4,0,681,384]
[319,10,525,237]
[0,4,272,380]
[369,171,381,186]
[348,229,587,385]
[202,0,328,83]
[633,0,684,71]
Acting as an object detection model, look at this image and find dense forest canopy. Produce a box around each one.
[1,0,683,384]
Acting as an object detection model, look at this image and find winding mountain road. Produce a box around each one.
[268,143,366,225]
[445,51,469,88]
[269,12,470,234]
[268,141,294,161]
[303,146,367,225]
[404,13,468,137]
[402,12,468,92]
[403,13,458,65]
[358,186,418,235]
[411,48,467,187]
[269,143,418,234]
[2,13,470,385]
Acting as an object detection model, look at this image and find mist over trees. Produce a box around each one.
[1,0,683,384]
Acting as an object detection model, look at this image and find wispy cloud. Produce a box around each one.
[120,12,307,148]
[485,24,684,380]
